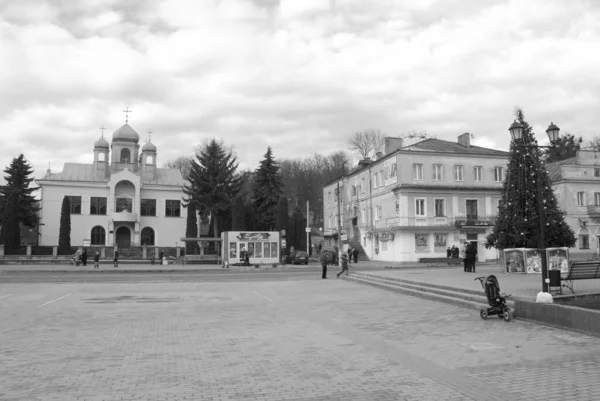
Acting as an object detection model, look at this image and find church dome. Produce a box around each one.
[142,141,157,152]
[94,137,109,149]
[112,123,139,143]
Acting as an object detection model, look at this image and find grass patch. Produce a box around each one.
[554,294,600,311]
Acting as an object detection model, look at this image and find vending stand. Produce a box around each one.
[501,247,569,276]
[221,231,281,266]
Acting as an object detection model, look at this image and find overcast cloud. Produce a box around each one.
[1,0,600,181]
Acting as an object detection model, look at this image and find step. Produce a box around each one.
[345,274,514,310]
[353,272,485,297]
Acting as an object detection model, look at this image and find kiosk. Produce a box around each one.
[221,231,281,266]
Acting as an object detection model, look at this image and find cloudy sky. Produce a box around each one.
[1,0,600,182]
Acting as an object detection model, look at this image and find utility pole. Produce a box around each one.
[337,180,342,265]
[306,200,310,254]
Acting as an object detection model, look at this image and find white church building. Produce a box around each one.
[36,121,188,250]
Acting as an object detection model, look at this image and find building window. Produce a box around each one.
[98,153,105,162]
[67,196,82,214]
[91,226,105,245]
[389,163,397,178]
[595,193,600,206]
[466,200,478,220]
[361,208,366,224]
[165,200,181,217]
[146,155,154,165]
[415,199,425,216]
[328,192,331,203]
[352,186,357,196]
[474,166,482,182]
[381,240,387,251]
[361,178,366,193]
[382,168,387,181]
[89,197,106,215]
[433,164,443,181]
[494,167,504,182]
[376,205,382,220]
[413,164,423,180]
[374,172,379,188]
[120,148,131,163]
[434,199,445,217]
[579,229,590,249]
[116,197,132,213]
[353,206,358,216]
[595,168,600,177]
[395,199,400,215]
[577,192,585,206]
[141,199,156,216]
[453,165,464,181]
[434,234,447,247]
[141,227,155,246]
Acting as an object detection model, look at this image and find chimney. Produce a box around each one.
[458,133,470,148]
[384,137,404,154]
[375,151,383,160]
[358,158,372,168]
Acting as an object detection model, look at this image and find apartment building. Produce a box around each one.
[548,150,600,259]
[323,134,509,262]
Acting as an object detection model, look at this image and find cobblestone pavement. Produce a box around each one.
[1,279,599,401]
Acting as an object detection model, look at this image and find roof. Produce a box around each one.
[142,141,157,152]
[402,138,509,157]
[94,137,109,149]
[38,163,185,186]
[112,123,140,143]
[546,156,577,182]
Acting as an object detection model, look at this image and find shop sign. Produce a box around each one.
[237,232,270,241]
[379,232,394,242]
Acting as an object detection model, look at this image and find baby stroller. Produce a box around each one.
[474,275,514,322]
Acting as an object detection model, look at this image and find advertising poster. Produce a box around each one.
[547,247,570,276]
[229,242,237,258]
[504,248,525,273]
[525,249,542,274]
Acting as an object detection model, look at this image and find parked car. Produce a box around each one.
[286,251,309,265]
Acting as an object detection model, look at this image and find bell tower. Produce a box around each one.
[93,126,110,180]
[141,129,157,182]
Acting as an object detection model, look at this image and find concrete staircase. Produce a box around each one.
[347,240,370,262]
[343,271,515,311]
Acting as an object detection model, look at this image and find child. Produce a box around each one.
[93,251,100,269]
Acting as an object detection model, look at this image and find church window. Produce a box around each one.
[90,197,107,215]
[116,197,132,213]
[141,199,156,216]
[67,196,82,214]
[91,226,105,245]
[146,155,153,165]
[141,227,155,246]
[98,153,105,162]
[165,200,181,217]
[120,148,131,163]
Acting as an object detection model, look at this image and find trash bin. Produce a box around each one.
[548,269,562,295]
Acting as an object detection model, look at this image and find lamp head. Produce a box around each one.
[509,120,523,141]
[546,122,560,142]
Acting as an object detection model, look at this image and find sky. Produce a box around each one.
[1,0,600,183]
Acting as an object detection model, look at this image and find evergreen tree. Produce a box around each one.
[58,196,72,255]
[544,133,582,163]
[185,201,198,254]
[275,196,289,232]
[231,196,248,230]
[0,190,21,254]
[485,108,576,250]
[0,154,40,227]
[183,139,241,239]
[252,147,284,230]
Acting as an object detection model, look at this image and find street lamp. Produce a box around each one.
[508,120,560,293]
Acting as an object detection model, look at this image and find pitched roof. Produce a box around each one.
[402,138,509,157]
[546,156,577,182]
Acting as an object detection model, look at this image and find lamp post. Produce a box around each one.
[508,120,561,293]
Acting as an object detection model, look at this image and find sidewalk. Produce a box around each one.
[362,263,600,300]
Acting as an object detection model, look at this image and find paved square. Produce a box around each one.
[1,278,599,401]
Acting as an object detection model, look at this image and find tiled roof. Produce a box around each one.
[145,168,186,186]
[546,156,577,182]
[402,138,509,157]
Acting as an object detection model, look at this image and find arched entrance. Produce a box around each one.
[116,226,131,249]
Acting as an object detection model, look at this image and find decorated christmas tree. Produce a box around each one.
[485,109,575,250]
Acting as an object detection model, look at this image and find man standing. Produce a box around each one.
[81,249,88,266]
[337,253,349,278]
[159,249,164,265]
[320,250,329,279]
[460,242,469,272]
[113,247,119,267]
[352,247,359,264]
[466,242,477,273]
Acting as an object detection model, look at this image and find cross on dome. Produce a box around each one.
[123,107,132,123]
[99,125,106,138]
[147,129,153,142]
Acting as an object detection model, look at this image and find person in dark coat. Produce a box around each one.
[113,248,119,267]
[81,249,88,266]
[460,242,469,272]
[451,245,459,258]
[93,251,100,269]
[337,253,349,278]
[352,247,359,264]
[320,251,329,279]
[347,247,353,264]
[466,243,477,273]
[159,250,164,265]
[151,249,156,265]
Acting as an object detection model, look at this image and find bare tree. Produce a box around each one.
[164,155,193,180]
[348,129,385,159]
[584,135,600,151]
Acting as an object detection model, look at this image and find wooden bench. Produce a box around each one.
[562,261,600,293]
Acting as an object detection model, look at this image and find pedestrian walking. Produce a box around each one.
[466,242,477,273]
[113,248,119,267]
[347,247,353,264]
[75,247,82,267]
[151,249,155,265]
[337,253,349,278]
[320,250,329,279]
[93,251,100,269]
[352,247,359,264]
[159,249,165,265]
[317,243,322,255]
[81,249,88,266]
[460,242,468,272]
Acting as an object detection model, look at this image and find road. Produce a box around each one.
[1,272,599,400]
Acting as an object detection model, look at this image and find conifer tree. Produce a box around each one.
[58,196,72,255]
[275,196,289,232]
[183,139,241,238]
[485,109,575,250]
[231,196,248,230]
[0,154,40,227]
[252,147,283,231]
[0,190,21,254]
[185,201,198,254]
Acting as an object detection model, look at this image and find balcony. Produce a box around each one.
[379,216,496,230]
[453,216,496,228]
[587,205,600,217]
[112,211,138,222]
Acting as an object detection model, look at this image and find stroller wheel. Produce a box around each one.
[479,309,488,320]
[503,309,513,322]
